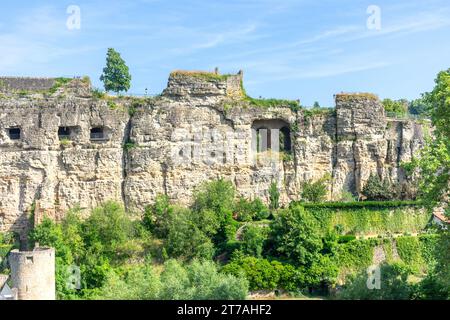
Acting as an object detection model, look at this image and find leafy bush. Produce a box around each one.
[0,232,19,273]
[97,259,248,300]
[241,225,269,258]
[270,206,323,266]
[362,174,398,201]
[268,182,280,210]
[193,179,237,245]
[234,197,269,222]
[297,200,423,209]
[338,262,414,300]
[222,254,302,291]
[29,202,149,299]
[301,175,330,203]
[382,98,408,115]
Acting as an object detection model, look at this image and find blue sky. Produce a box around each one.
[0,0,449,106]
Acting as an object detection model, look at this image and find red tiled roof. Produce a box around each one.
[434,211,450,223]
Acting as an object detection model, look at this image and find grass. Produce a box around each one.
[304,107,336,118]
[294,200,425,209]
[335,92,379,102]
[59,138,72,147]
[48,77,73,95]
[170,70,232,81]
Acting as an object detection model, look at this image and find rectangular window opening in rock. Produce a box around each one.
[58,126,71,140]
[90,127,106,141]
[8,128,21,140]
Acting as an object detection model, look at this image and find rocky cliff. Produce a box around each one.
[0,72,428,237]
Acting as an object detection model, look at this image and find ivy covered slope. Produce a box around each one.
[300,202,429,237]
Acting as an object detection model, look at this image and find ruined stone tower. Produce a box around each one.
[9,247,56,300]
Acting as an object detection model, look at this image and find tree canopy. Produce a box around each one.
[100,48,131,93]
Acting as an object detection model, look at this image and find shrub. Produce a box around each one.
[270,206,323,266]
[241,225,268,258]
[301,175,330,203]
[362,174,398,201]
[268,182,280,210]
[193,179,236,245]
[97,259,248,300]
[382,98,408,115]
[234,197,269,222]
[338,262,414,300]
[159,259,248,300]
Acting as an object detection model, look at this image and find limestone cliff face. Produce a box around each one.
[0,73,427,237]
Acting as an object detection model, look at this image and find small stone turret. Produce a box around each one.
[9,247,55,300]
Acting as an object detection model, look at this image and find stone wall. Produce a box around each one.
[0,77,56,92]
[0,72,428,237]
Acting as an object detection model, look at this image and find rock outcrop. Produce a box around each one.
[0,72,428,238]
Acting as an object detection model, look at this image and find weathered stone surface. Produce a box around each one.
[0,73,428,237]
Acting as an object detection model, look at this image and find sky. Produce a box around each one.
[0,0,449,106]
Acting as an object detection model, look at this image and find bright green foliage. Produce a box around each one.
[163,206,216,260]
[29,202,149,299]
[403,69,450,203]
[333,239,374,272]
[301,175,330,203]
[424,68,450,141]
[97,259,248,300]
[0,233,19,273]
[270,206,323,266]
[407,138,450,203]
[339,262,414,300]
[396,236,425,272]
[222,254,302,291]
[144,197,218,260]
[382,98,408,115]
[241,225,268,258]
[100,48,131,93]
[408,98,428,116]
[362,174,397,201]
[234,197,269,221]
[305,206,430,237]
[268,182,280,210]
[193,179,238,245]
[83,202,136,260]
[97,264,160,300]
[301,255,339,288]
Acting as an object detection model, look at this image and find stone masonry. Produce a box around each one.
[0,71,427,237]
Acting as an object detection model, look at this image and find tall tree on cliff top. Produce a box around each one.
[100,48,131,93]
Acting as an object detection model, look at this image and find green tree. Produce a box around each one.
[193,179,237,245]
[163,206,216,260]
[270,205,323,266]
[408,98,428,116]
[234,197,269,222]
[241,225,268,258]
[100,48,131,93]
[382,98,408,115]
[424,68,450,141]
[268,182,280,210]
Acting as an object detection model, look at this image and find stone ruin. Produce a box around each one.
[0,70,428,239]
